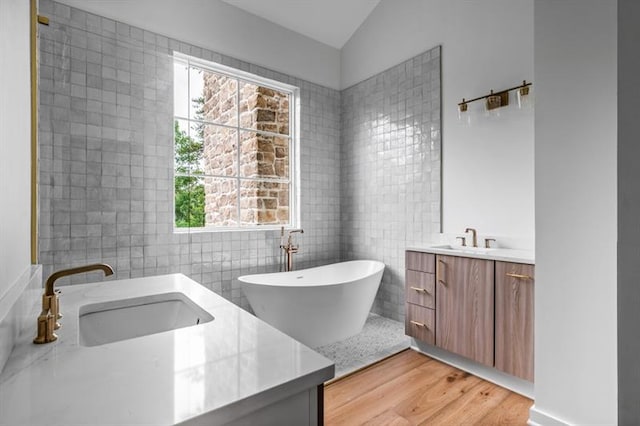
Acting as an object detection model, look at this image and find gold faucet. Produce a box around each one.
[465,228,478,248]
[280,227,304,272]
[34,263,114,344]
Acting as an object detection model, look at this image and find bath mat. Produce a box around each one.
[313,313,410,379]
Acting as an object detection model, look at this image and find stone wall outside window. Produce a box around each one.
[201,71,290,226]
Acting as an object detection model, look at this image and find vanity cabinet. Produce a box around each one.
[405,249,535,382]
[495,261,535,381]
[435,255,495,367]
[405,251,436,345]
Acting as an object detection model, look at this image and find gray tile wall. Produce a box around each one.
[341,47,442,321]
[37,0,341,309]
[37,0,442,321]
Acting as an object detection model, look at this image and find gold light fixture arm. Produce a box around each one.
[458,80,532,110]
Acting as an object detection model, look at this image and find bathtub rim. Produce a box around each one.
[237,260,385,288]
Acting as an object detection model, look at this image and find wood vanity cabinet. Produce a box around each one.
[405,250,534,381]
[435,255,495,367]
[405,251,436,345]
[495,261,535,381]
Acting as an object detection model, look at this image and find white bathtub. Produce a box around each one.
[238,260,385,348]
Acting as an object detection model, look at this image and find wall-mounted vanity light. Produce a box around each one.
[516,81,532,109]
[458,80,532,120]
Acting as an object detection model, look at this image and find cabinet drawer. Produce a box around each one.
[406,270,435,308]
[406,251,435,273]
[405,303,435,344]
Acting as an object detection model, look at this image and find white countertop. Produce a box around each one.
[0,274,334,426]
[407,245,535,264]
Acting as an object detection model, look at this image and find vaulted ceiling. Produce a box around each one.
[220,0,381,49]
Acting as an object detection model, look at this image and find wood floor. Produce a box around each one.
[324,349,532,426]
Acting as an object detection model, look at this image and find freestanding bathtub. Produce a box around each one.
[238,260,385,348]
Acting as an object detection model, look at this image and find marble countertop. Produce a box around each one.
[407,245,535,264]
[0,274,334,426]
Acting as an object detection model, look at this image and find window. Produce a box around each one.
[173,54,298,230]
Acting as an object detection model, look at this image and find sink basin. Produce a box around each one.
[429,244,496,254]
[79,292,214,347]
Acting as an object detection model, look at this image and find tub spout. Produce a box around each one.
[281,229,304,271]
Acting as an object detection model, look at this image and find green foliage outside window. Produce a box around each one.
[174,96,206,227]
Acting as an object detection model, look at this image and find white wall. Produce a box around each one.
[533,1,617,424]
[0,0,32,299]
[55,0,341,90]
[342,0,534,248]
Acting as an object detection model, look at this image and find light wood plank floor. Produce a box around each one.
[324,349,532,426]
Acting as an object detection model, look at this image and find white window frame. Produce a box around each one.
[173,52,300,232]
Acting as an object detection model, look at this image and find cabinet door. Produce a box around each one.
[495,261,534,381]
[435,255,494,366]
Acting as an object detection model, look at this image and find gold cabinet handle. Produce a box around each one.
[437,259,446,283]
[410,320,428,328]
[410,286,429,293]
[506,273,533,280]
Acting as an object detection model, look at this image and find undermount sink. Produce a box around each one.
[429,244,496,254]
[79,292,214,347]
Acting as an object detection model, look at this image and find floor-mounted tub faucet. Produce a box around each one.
[280,227,304,272]
[34,263,114,344]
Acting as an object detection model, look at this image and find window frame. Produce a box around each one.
[172,52,300,232]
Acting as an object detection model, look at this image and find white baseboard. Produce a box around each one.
[528,405,571,426]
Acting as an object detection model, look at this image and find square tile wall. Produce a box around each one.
[37,0,341,309]
[341,47,442,322]
[37,0,441,320]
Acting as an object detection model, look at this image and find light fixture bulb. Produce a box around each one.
[457,99,471,125]
[517,81,533,109]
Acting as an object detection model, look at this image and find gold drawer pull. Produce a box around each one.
[410,286,429,293]
[410,320,428,328]
[506,273,533,280]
